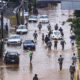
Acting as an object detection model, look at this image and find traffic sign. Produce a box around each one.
[24,12,29,16]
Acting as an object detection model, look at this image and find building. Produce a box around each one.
[36,0,61,8]
[37,0,80,10]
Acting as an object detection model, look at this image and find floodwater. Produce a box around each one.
[0,3,77,80]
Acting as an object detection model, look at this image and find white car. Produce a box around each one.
[7,35,22,46]
[39,15,49,23]
[50,30,62,40]
[28,15,37,22]
[16,25,28,34]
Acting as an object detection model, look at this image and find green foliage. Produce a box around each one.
[69,17,80,62]
[30,0,36,6]
[67,18,73,22]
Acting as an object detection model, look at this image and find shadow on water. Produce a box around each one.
[29,62,33,74]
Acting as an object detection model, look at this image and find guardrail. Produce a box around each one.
[75,61,80,80]
[75,70,79,80]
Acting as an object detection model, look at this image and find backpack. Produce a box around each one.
[33,32,38,38]
[47,41,52,47]
[69,65,75,73]
[61,40,64,45]
[72,56,77,63]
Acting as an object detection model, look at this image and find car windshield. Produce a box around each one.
[29,16,37,19]
[9,36,20,39]
[54,32,60,35]
[40,15,48,18]
[7,52,18,56]
[18,25,27,29]
[24,40,33,44]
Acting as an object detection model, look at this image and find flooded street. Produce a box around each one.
[0,3,77,80]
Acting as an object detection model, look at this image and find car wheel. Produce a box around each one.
[19,43,21,46]
[23,47,26,50]
[7,43,10,46]
[34,21,37,23]
[5,61,8,64]
[29,21,31,23]
[16,61,19,64]
[34,47,36,50]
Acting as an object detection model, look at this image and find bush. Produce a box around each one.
[67,18,73,22]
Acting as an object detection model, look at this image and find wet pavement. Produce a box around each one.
[0,3,78,80]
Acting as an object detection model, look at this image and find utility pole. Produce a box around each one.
[24,0,29,12]
[0,10,4,58]
[22,1,24,24]
[16,9,21,25]
[0,0,4,58]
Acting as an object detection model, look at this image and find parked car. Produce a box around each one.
[39,15,49,23]
[28,15,37,22]
[50,30,62,40]
[4,51,19,64]
[7,35,22,46]
[16,25,28,34]
[23,40,36,50]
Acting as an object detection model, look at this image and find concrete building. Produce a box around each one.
[37,0,80,10]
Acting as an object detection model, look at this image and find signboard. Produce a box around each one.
[24,12,29,16]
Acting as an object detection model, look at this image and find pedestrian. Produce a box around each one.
[45,35,50,45]
[5,23,8,34]
[69,63,75,80]
[29,51,33,62]
[59,27,63,33]
[70,39,75,47]
[38,22,42,31]
[72,53,77,64]
[54,39,58,49]
[58,55,64,70]
[33,74,38,80]
[47,24,51,31]
[47,40,52,50]
[25,22,28,28]
[59,27,64,37]
[48,30,52,38]
[70,25,73,33]
[15,25,17,32]
[70,33,76,41]
[33,30,38,41]
[61,31,64,37]
[60,39,66,50]
[54,24,58,30]
[42,33,45,41]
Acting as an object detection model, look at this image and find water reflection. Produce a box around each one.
[5,64,19,71]
[29,62,33,74]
